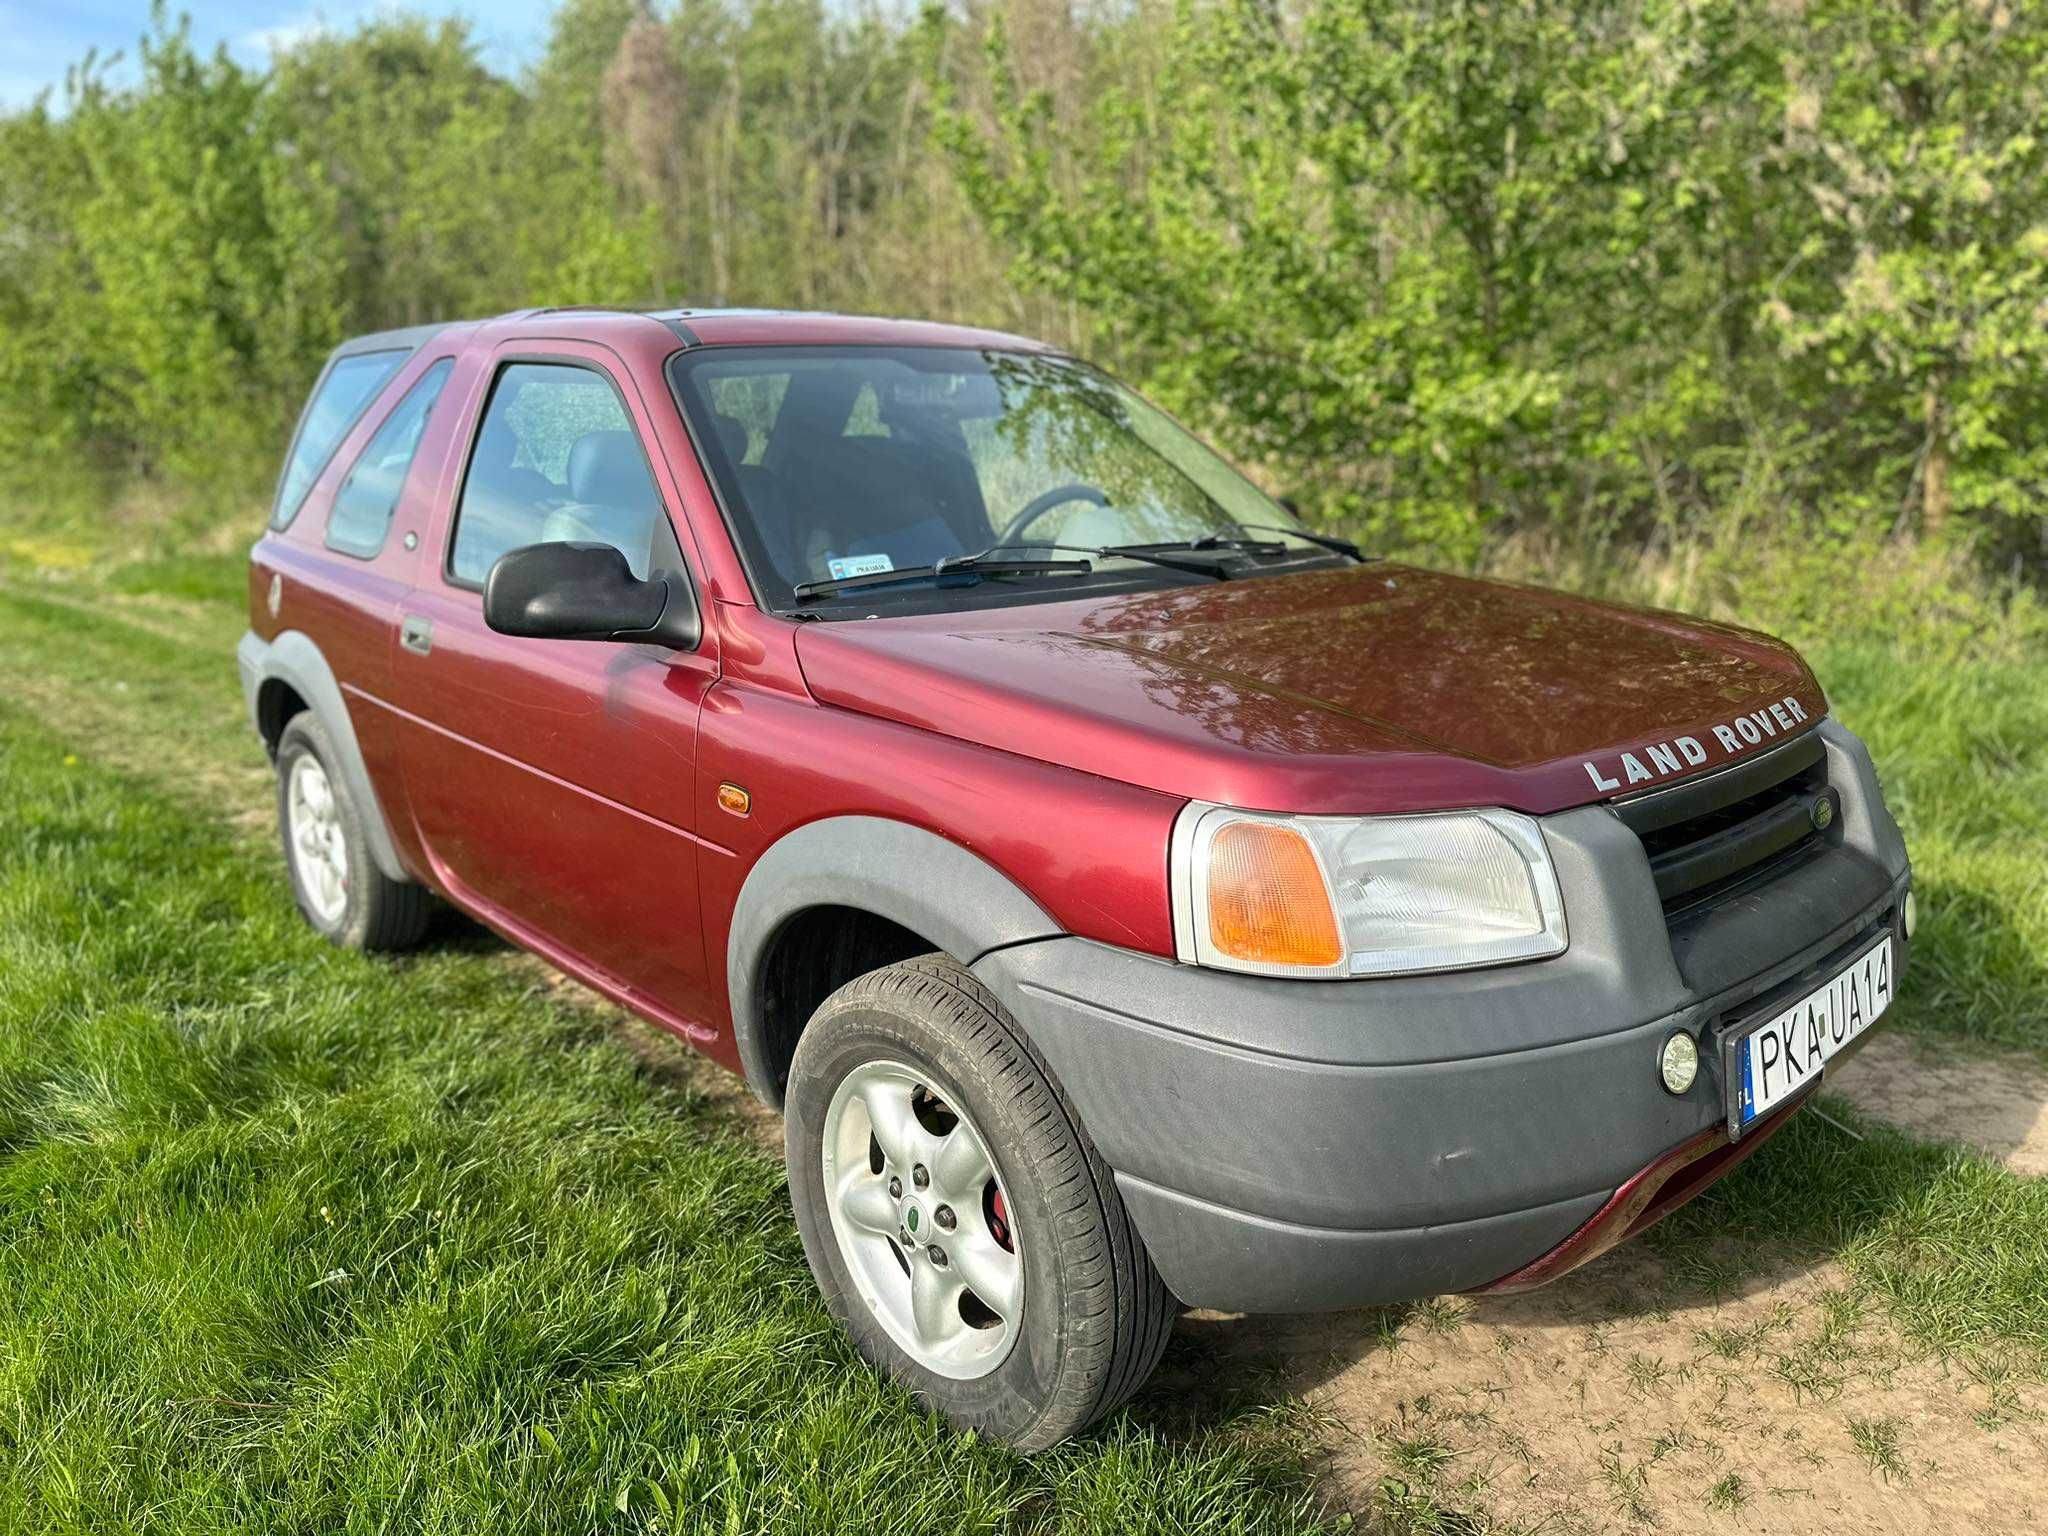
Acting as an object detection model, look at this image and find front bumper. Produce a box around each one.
[971,720,1912,1313]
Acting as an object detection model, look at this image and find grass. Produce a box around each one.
[1595,1448,1653,1522]
[1702,1472,1747,1513]
[1378,1432,1458,1480]
[1814,637,2048,1054]
[1846,1416,1908,1481]
[1646,1099,2048,1372]
[0,707,1328,1530]
[107,549,250,607]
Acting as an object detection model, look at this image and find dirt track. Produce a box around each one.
[1177,1239,2044,1533]
[1831,1032,2048,1177]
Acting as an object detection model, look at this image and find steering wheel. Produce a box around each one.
[995,483,1111,549]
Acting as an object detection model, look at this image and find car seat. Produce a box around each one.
[542,430,661,576]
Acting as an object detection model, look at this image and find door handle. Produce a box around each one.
[400,615,433,656]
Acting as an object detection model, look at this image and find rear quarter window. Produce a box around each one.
[323,360,454,559]
[272,349,409,529]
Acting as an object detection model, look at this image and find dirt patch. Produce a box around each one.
[0,574,269,826]
[0,652,268,819]
[1829,1032,2048,1177]
[1176,1247,2044,1533]
[15,565,244,647]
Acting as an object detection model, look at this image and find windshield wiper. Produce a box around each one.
[790,555,1092,601]
[789,529,1309,603]
[1114,535,1289,561]
[967,541,1250,580]
[1231,523,1371,562]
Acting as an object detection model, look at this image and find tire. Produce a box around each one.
[275,712,432,952]
[785,955,1174,1450]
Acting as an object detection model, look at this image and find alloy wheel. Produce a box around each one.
[287,753,350,924]
[820,1058,1022,1380]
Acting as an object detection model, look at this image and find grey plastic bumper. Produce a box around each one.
[971,720,1911,1313]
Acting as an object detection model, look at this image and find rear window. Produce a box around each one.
[272,349,409,528]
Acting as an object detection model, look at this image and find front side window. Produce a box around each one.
[449,362,669,587]
[325,360,453,559]
[274,349,409,528]
[667,346,1316,612]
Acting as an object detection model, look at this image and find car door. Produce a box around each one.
[387,340,722,1042]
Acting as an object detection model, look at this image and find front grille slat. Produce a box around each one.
[1647,790,1834,904]
[1611,730,1834,918]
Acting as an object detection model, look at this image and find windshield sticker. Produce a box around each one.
[827,553,895,580]
[1582,695,1811,794]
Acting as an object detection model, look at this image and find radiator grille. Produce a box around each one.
[1611,732,1835,918]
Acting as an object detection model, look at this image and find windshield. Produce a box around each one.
[665,346,1319,611]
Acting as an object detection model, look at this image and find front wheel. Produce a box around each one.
[785,956,1174,1450]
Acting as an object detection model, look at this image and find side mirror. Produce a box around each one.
[483,542,701,651]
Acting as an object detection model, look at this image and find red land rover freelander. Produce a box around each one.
[241,308,1913,1448]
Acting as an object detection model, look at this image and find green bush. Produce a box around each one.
[937,0,2048,564]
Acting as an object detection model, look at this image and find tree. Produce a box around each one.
[264,17,528,329]
[938,0,2048,559]
[50,9,338,475]
[1759,0,2048,543]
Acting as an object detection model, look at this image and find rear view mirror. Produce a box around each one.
[483,542,701,651]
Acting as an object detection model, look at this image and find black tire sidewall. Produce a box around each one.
[275,715,376,949]
[786,982,1108,1448]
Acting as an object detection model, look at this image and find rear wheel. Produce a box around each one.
[275,713,432,952]
[785,955,1173,1449]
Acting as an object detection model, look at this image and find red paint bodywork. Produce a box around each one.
[794,564,1822,817]
[249,308,1827,1074]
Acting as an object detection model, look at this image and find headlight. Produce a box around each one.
[1170,803,1569,979]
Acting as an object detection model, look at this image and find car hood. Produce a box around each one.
[791,564,1826,815]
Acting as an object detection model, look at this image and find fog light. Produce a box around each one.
[1903,888,1918,940]
[1659,1031,1699,1095]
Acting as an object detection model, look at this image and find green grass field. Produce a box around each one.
[0,533,2044,1531]
[0,635,1324,1532]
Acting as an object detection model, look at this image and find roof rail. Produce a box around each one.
[489,303,701,344]
[332,321,449,357]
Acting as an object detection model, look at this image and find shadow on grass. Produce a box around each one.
[377,873,2047,1478]
[418,902,519,955]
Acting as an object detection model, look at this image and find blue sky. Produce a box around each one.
[2,1,559,108]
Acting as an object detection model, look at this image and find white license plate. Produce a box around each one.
[1732,935,1895,1130]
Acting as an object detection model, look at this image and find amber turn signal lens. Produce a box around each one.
[716,782,750,817]
[1204,820,1344,969]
